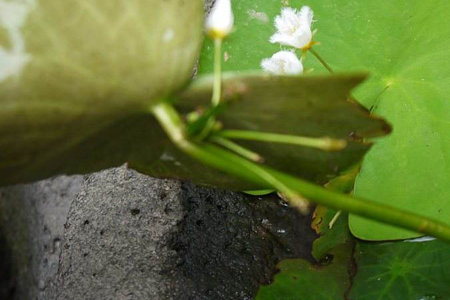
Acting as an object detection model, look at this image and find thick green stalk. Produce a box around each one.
[151,102,450,242]
[218,130,347,151]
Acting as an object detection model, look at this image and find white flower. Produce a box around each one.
[269,6,314,49]
[205,0,234,39]
[261,51,303,75]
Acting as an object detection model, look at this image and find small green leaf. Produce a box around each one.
[256,238,450,299]
[312,207,351,262]
[311,165,360,260]
[255,243,353,300]
[311,166,358,260]
[350,240,450,300]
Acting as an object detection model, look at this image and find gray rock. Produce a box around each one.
[54,166,315,300]
[55,167,184,300]
[0,165,316,300]
[0,175,83,300]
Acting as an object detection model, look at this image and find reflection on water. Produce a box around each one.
[0,0,36,82]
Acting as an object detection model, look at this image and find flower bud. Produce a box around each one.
[205,0,234,39]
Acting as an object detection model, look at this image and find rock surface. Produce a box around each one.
[55,168,184,300]
[0,175,83,300]
[54,167,315,300]
[0,165,316,300]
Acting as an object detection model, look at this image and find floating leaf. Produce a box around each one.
[256,238,450,300]
[350,240,450,299]
[197,0,450,240]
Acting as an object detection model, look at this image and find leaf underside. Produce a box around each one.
[0,0,204,185]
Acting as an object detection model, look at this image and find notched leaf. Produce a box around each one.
[255,242,354,300]
[177,72,390,186]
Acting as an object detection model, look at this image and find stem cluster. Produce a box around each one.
[150,35,450,242]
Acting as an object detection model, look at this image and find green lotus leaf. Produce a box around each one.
[350,240,450,299]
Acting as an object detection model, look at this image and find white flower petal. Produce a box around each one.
[270,28,311,49]
[205,0,234,38]
[261,51,303,75]
[292,28,312,48]
[299,6,314,28]
[269,6,314,49]
[275,8,302,34]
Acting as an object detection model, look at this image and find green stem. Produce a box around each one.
[310,48,334,74]
[210,136,263,163]
[218,130,347,151]
[212,38,223,106]
[186,104,225,137]
[151,102,450,242]
[329,210,342,229]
